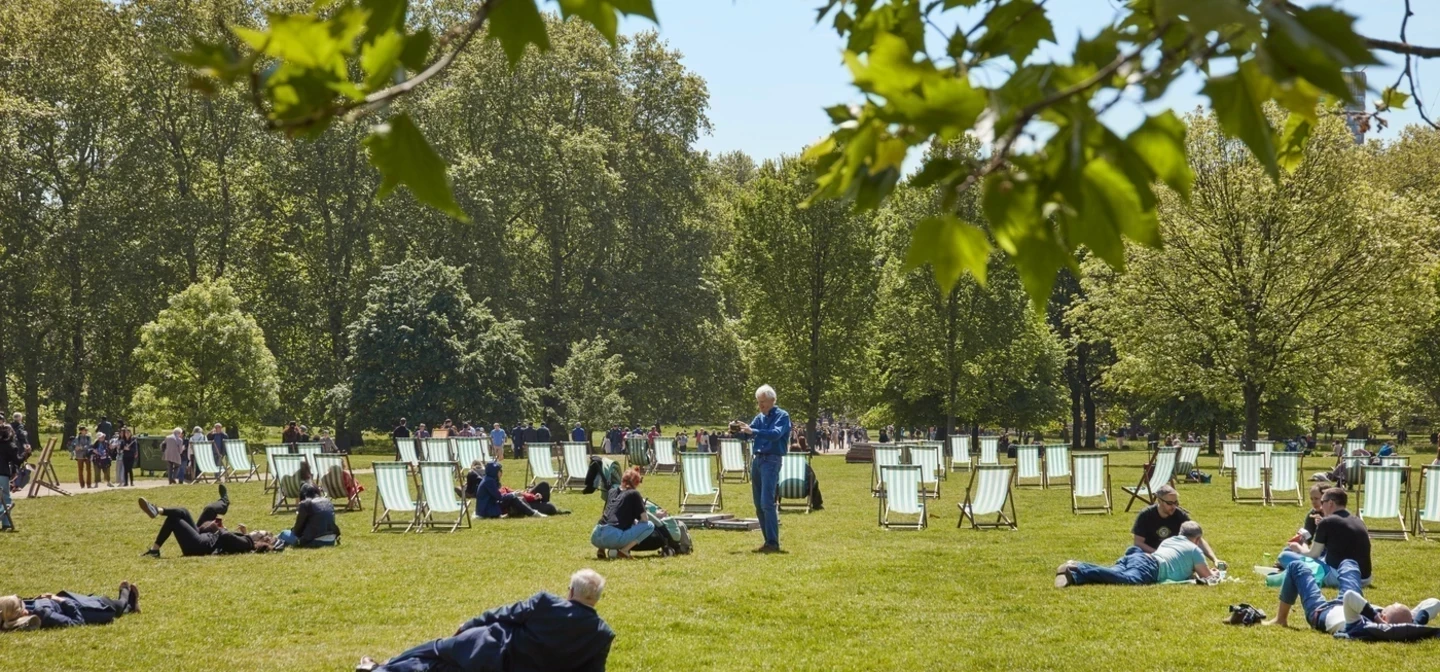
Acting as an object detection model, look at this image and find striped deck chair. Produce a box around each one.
[872,446,903,496]
[1122,447,1177,512]
[978,436,1000,465]
[372,461,421,533]
[223,440,258,483]
[625,436,651,472]
[1415,465,1440,539]
[879,465,926,529]
[421,438,453,463]
[949,435,972,472]
[452,438,487,472]
[394,437,421,472]
[1343,441,1368,489]
[263,445,289,493]
[958,464,1017,529]
[910,444,942,498]
[1044,443,1071,487]
[1267,451,1302,506]
[417,461,470,533]
[296,443,323,471]
[1221,440,1240,475]
[270,454,306,514]
[560,442,590,491]
[777,453,812,513]
[525,443,562,488]
[192,441,228,484]
[1014,445,1044,489]
[1257,441,1274,469]
[1175,443,1201,478]
[1231,451,1267,505]
[314,453,361,511]
[1071,452,1112,515]
[1358,464,1408,540]
[652,438,679,474]
[916,440,946,480]
[678,452,722,513]
[719,438,748,483]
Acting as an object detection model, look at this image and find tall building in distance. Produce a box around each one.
[1343,70,1367,144]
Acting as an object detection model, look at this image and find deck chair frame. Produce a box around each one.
[910,444,943,498]
[1014,444,1045,489]
[1070,452,1112,515]
[372,461,421,532]
[452,438,488,474]
[949,435,972,472]
[559,442,590,491]
[1044,444,1071,488]
[394,437,421,473]
[269,454,306,514]
[871,446,903,497]
[1221,440,1240,476]
[263,445,289,493]
[192,440,229,484]
[651,437,679,474]
[958,464,1017,530]
[776,453,812,513]
[977,436,1000,466]
[1123,447,1177,512]
[1175,443,1201,479]
[1266,451,1303,506]
[25,438,69,499]
[1358,464,1409,541]
[314,453,361,511]
[1415,465,1440,539]
[415,461,471,533]
[1230,451,1268,505]
[718,438,748,483]
[223,440,258,483]
[678,452,723,513]
[524,443,563,488]
[879,465,927,529]
[420,438,453,463]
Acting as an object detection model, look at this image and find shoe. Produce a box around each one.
[597,548,607,560]
[355,656,378,672]
[535,512,548,518]
[138,498,158,519]
[141,548,160,558]
[128,583,140,613]
[1414,598,1440,626]
[752,544,781,554]
[1055,561,1077,587]
[218,483,228,503]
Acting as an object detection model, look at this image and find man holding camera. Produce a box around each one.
[737,384,790,554]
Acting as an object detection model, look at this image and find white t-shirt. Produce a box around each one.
[1152,536,1205,582]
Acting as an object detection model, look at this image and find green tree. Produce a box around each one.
[345,259,533,432]
[131,279,280,430]
[550,337,635,432]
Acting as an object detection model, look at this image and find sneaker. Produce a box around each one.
[138,498,158,519]
[141,548,160,558]
[128,583,141,613]
[1055,561,1077,587]
[218,483,228,503]
[1414,598,1440,626]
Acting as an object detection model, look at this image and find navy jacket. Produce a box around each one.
[475,462,505,518]
[26,593,117,628]
[292,498,340,546]
[748,406,791,457]
[439,592,613,672]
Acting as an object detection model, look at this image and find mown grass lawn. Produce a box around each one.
[3,449,1438,671]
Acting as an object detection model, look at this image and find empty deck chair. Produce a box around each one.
[1231,451,1267,505]
[394,437,421,472]
[1122,447,1177,512]
[372,461,421,532]
[652,437,679,474]
[719,438,748,483]
[1071,452,1112,515]
[915,440,946,480]
[314,453,361,511]
[1257,441,1275,468]
[192,442,228,484]
[1175,443,1201,478]
[1358,464,1408,540]
[949,435,972,472]
[1342,441,1369,489]
[958,464,1016,529]
[910,444,943,498]
[1221,440,1241,475]
[625,436,651,472]
[872,446,903,496]
[978,436,1000,466]
[296,443,323,471]
[1014,445,1044,489]
[525,443,562,489]
[263,445,289,493]
[776,453,812,513]
[559,442,590,491]
[1044,444,1071,487]
[1415,465,1440,539]
[1267,451,1302,506]
[452,438,487,471]
[417,461,471,533]
[270,454,306,514]
[223,440,258,483]
[421,438,452,463]
[879,465,926,529]
[678,452,722,513]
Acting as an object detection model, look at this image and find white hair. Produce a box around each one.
[1180,520,1203,539]
[569,568,606,605]
[755,384,777,402]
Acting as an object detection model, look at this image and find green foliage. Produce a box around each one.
[363,112,467,220]
[130,279,280,431]
[345,259,534,431]
[550,337,636,430]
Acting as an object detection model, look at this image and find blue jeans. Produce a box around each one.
[1280,558,1362,631]
[591,522,655,550]
[1277,550,1371,589]
[751,454,781,547]
[1070,546,1159,585]
[1,474,13,528]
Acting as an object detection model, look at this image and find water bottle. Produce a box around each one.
[1216,560,1228,581]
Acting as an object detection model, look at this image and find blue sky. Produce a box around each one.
[619,1,1439,163]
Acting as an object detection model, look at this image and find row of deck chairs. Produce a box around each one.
[673,451,815,514]
[623,437,752,485]
[191,440,360,515]
[371,461,472,533]
[393,437,495,474]
[1229,451,1305,505]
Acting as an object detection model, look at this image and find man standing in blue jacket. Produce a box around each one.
[742,384,790,554]
[357,569,614,672]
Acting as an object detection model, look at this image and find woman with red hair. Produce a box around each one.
[590,467,654,559]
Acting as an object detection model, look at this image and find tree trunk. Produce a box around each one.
[1082,385,1097,450]
[1242,381,1263,451]
[1207,423,1218,457]
[1069,374,1082,451]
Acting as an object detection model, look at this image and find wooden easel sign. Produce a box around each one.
[27,438,72,498]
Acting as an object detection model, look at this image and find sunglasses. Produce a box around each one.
[1159,498,1180,506]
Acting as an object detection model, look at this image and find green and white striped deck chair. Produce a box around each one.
[559,442,590,491]
[1014,445,1044,489]
[394,437,421,472]
[1359,464,1408,540]
[1378,455,1409,469]
[525,443,562,488]
[263,445,289,493]
[719,438,748,483]
[314,453,361,511]
[270,454,306,514]
[416,461,470,533]
[872,446,903,496]
[1044,444,1071,487]
[452,438,487,471]
[296,443,323,471]
[978,436,1000,466]
[1257,441,1274,469]
[372,461,421,532]
[1070,452,1112,515]
[223,440,257,483]
[1123,447,1177,512]
[1415,465,1440,538]
[625,436,651,472]
[652,437,679,474]
[958,464,1017,529]
[1346,438,1368,455]
[1343,441,1368,489]
[777,453,812,513]
[1266,451,1302,506]
[678,452,722,513]
[1175,443,1202,478]
[879,465,926,529]
[421,438,452,463]
[190,441,228,484]
[915,440,946,480]
[1221,440,1241,475]
[949,435,972,472]
[910,444,942,498]
[1230,451,1267,505]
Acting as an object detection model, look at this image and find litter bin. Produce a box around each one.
[136,435,168,476]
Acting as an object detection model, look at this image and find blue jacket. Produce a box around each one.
[748,406,791,457]
[440,592,614,672]
[26,593,117,628]
[572,427,586,442]
[475,461,505,519]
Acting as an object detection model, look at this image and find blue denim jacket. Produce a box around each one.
[748,407,790,457]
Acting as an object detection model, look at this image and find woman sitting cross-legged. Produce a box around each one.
[591,467,655,560]
[137,485,278,557]
[0,582,140,630]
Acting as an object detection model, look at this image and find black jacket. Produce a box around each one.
[0,434,18,477]
[291,498,340,546]
[440,592,614,672]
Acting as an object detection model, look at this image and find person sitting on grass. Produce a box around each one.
[137,486,278,557]
[591,467,654,560]
[473,461,548,519]
[1279,487,1372,588]
[1056,521,1214,587]
[0,582,140,630]
[355,569,614,672]
[1265,555,1439,638]
[1130,485,1221,567]
[278,484,340,548]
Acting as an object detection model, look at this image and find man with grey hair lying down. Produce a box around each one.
[356,569,615,672]
[1055,521,1215,587]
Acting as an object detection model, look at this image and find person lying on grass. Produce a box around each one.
[277,484,340,548]
[1262,557,1425,633]
[0,581,139,630]
[1056,521,1215,587]
[137,485,278,557]
[472,461,569,519]
[355,568,614,672]
[1130,485,1221,568]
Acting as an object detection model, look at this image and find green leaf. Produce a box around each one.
[824,104,854,124]
[364,113,469,222]
[904,215,991,291]
[1075,158,1160,263]
[1262,5,1377,103]
[982,173,1069,307]
[360,0,408,44]
[1381,86,1410,110]
[610,0,657,21]
[1275,113,1311,172]
[559,0,618,44]
[977,0,1054,64]
[488,0,549,65]
[172,37,245,84]
[1202,61,1278,179]
[399,29,434,72]
[1126,110,1193,199]
[361,28,405,92]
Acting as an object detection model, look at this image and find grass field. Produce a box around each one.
[4,448,1439,671]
